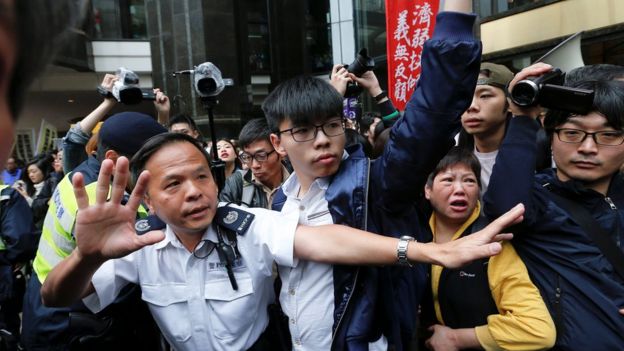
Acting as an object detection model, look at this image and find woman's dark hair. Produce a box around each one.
[262,75,343,133]
[23,153,54,195]
[130,133,211,189]
[544,79,624,136]
[345,128,372,157]
[426,147,482,188]
[371,128,391,159]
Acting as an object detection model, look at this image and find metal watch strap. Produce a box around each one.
[397,235,415,267]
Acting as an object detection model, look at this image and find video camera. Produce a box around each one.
[510,68,594,115]
[332,48,375,98]
[172,62,234,97]
[97,67,156,104]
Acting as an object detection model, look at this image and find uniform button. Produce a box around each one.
[289,288,296,295]
[299,205,305,211]
[294,339,301,345]
[194,325,204,332]
[291,318,296,324]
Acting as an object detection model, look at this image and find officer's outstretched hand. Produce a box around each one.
[72,157,165,263]
[434,204,523,269]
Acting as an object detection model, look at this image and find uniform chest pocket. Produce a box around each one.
[204,273,255,340]
[142,284,192,343]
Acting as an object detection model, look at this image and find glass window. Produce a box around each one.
[90,0,147,40]
[354,0,387,60]
[476,0,549,19]
[128,0,147,39]
[246,1,271,73]
[305,1,333,73]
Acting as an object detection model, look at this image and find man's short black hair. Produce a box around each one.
[238,118,271,149]
[426,147,482,188]
[168,113,199,132]
[565,64,624,85]
[130,132,210,189]
[544,79,624,135]
[262,75,343,133]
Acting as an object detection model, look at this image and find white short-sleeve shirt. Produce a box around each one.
[83,204,298,351]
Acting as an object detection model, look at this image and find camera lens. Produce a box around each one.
[511,80,540,107]
[197,77,217,95]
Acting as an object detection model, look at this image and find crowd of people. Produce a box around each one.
[0,0,623,350]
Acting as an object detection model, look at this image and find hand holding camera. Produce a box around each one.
[328,48,376,98]
[330,64,351,96]
[509,62,595,116]
[97,68,155,105]
[507,63,553,119]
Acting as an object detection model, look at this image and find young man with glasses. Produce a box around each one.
[484,64,624,349]
[262,1,484,349]
[220,118,290,209]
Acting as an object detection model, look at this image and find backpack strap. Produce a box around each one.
[544,184,624,281]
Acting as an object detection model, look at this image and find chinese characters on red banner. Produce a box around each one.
[385,0,439,111]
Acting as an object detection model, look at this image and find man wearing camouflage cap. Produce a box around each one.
[22,112,167,350]
[458,62,515,195]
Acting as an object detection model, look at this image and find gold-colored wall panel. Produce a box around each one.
[481,0,624,54]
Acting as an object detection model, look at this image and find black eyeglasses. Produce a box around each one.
[278,118,345,142]
[239,149,276,164]
[554,128,624,146]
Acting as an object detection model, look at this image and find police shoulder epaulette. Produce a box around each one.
[215,205,254,236]
[135,215,167,235]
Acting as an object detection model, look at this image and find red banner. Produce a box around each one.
[385,0,439,111]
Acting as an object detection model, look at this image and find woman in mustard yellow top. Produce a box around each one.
[422,148,555,351]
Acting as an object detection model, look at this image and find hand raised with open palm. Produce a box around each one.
[72,157,164,264]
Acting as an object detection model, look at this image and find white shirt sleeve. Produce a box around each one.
[82,251,140,313]
[239,206,299,268]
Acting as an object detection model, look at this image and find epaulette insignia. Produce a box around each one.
[215,205,254,235]
[135,215,167,235]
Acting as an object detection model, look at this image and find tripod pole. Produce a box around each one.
[201,97,226,192]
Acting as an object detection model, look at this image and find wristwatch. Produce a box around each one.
[373,90,387,103]
[397,235,415,267]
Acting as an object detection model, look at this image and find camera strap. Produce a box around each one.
[215,224,240,290]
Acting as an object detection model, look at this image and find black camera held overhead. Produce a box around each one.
[334,48,375,98]
[510,68,594,115]
[509,32,594,115]
[96,67,157,104]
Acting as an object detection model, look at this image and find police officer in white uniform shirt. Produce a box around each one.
[39,133,524,350]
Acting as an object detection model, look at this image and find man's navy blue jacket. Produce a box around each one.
[275,11,482,350]
[484,116,624,350]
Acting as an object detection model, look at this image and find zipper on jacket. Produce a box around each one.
[605,197,617,210]
[363,159,370,231]
[330,269,360,349]
[553,274,566,338]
